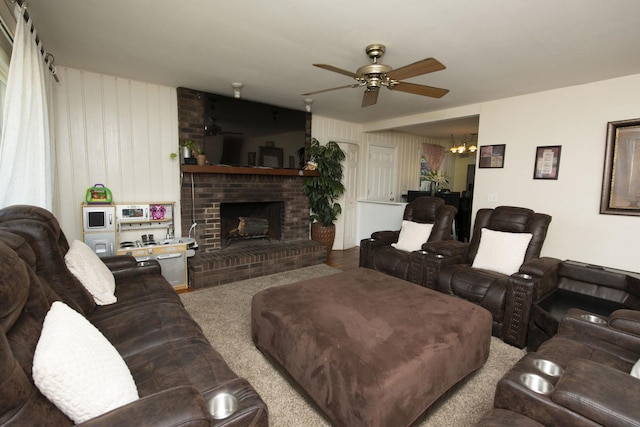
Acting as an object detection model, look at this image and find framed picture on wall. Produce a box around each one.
[478,144,506,168]
[600,118,640,216]
[533,145,562,180]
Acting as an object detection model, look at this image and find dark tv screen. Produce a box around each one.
[203,93,308,168]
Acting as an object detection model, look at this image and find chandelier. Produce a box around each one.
[449,133,477,154]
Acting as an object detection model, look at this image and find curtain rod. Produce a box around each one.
[9,0,59,82]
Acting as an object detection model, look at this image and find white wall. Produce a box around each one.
[473,74,640,271]
[52,67,181,242]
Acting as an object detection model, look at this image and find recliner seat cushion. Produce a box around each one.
[371,245,411,279]
[438,265,508,323]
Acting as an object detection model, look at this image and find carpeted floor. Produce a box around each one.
[180,265,526,426]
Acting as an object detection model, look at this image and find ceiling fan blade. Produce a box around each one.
[313,64,359,78]
[386,58,446,81]
[361,88,379,107]
[301,84,356,96]
[391,82,449,98]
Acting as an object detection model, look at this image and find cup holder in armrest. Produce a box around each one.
[514,273,532,280]
[435,254,445,259]
[580,314,607,325]
[208,392,238,420]
[520,373,553,395]
[533,359,564,377]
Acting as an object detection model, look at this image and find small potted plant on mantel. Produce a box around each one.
[195,148,206,166]
[301,138,346,254]
[170,139,196,163]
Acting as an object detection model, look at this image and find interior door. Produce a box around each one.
[367,144,396,201]
[339,142,359,249]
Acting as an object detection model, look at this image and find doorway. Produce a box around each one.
[338,142,359,249]
[367,144,397,202]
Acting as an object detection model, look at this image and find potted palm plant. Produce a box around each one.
[302,138,346,254]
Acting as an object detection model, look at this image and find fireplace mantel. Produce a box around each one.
[182,165,319,177]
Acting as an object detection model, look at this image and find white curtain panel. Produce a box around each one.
[0,5,55,209]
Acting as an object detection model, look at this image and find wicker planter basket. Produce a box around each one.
[311,222,335,255]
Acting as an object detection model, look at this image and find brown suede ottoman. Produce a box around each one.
[251,267,492,427]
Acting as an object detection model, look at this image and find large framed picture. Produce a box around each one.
[533,145,562,180]
[478,144,505,168]
[600,118,640,216]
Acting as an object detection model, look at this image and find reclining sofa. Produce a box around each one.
[421,206,552,348]
[0,205,268,426]
[478,261,640,426]
[359,196,456,284]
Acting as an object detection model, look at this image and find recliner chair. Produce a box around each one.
[422,206,552,347]
[359,196,456,284]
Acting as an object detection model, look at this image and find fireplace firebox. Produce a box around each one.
[180,171,326,289]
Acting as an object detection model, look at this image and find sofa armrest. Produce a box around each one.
[78,386,211,427]
[370,230,400,245]
[608,309,640,336]
[422,239,469,258]
[416,240,469,289]
[112,260,162,282]
[101,255,138,271]
[519,257,562,300]
[558,308,640,355]
[552,358,640,427]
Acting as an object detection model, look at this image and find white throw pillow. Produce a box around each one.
[65,239,117,305]
[631,359,640,378]
[32,301,139,424]
[472,228,533,275]
[391,220,434,252]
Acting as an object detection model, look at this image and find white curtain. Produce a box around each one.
[0,4,55,209]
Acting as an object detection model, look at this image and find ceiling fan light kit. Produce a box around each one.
[302,44,449,107]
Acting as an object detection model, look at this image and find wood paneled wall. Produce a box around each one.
[52,67,181,242]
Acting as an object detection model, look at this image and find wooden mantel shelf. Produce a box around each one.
[181,165,319,176]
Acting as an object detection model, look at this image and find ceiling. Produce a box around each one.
[17,0,640,139]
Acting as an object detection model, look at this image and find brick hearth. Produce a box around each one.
[180,170,326,289]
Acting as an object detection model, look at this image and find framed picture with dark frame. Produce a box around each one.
[600,118,640,216]
[533,145,562,180]
[478,144,506,168]
[258,146,283,168]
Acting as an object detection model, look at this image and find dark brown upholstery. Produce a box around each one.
[359,196,456,285]
[251,267,491,427]
[0,205,268,426]
[422,206,552,347]
[527,259,640,350]
[491,306,640,426]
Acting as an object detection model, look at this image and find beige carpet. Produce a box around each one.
[180,265,526,426]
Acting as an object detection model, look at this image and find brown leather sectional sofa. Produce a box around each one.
[0,205,267,426]
[478,261,640,426]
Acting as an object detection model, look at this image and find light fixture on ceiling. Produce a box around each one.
[303,98,313,112]
[231,82,243,99]
[449,132,478,154]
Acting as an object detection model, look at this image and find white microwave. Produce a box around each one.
[82,205,115,232]
[116,204,150,222]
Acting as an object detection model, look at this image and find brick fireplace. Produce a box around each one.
[180,169,326,288]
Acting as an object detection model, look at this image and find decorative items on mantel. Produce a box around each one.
[181,165,319,177]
